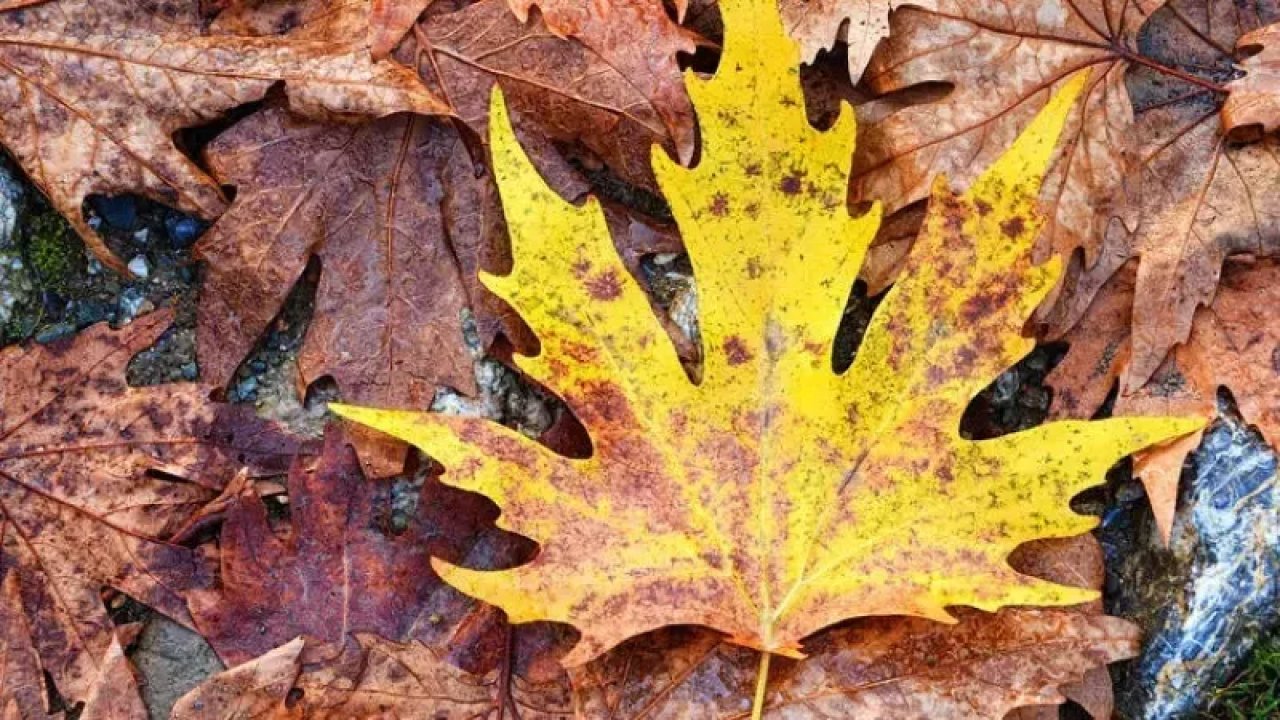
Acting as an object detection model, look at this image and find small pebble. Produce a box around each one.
[165,215,203,248]
[132,228,150,246]
[118,287,148,319]
[90,196,137,230]
[127,255,149,279]
[180,362,199,381]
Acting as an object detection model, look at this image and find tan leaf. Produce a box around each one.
[0,575,46,720]
[0,0,446,271]
[779,0,938,83]
[1224,23,1280,133]
[0,311,303,706]
[853,0,1280,389]
[78,635,146,720]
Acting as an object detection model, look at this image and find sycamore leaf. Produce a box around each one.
[0,0,446,272]
[852,0,1280,390]
[572,536,1134,719]
[335,0,1198,665]
[1050,258,1280,541]
[0,311,303,707]
[171,635,573,719]
[371,0,434,59]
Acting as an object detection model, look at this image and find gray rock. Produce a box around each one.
[1111,407,1280,719]
[0,160,31,329]
[130,617,224,720]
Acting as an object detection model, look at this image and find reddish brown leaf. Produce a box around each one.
[372,0,434,59]
[172,634,573,719]
[0,312,302,707]
[411,0,695,188]
[196,106,478,477]
[505,0,699,163]
[0,0,447,272]
[0,311,303,708]
[853,0,1280,389]
[185,427,533,669]
[571,537,1134,719]
[0,575,44,720]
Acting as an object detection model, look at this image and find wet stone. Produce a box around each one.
[1106,407,1280,719]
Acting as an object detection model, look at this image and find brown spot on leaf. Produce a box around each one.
[585,270,623,301]
[722,336,753,366]
[1000,217,1026,238]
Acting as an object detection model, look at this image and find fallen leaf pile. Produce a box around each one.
[0,0,1273,716]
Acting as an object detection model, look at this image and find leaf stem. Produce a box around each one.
[752,651,772,720]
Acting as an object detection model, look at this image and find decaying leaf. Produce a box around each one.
[186,427,533,671]
[1224,23,1280,133]
[335,0,1197,666]
[852,0,1280,390]
[0,0,447,272]
[0,575,44,720]
[779,0,937,83]
[572,536,1134,719]
[77,634,146,720]
[411,0,693,188]
[371,0,434,58]
[172,633,573,719]
[1050,258,1280,541]
[0,311,302,708]
[505,0,700,163]
[195,106,478,477]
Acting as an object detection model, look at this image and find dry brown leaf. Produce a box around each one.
[0,0,446,272]
[371,0,434,58]
[853,0,1280,390]
[186,427,534,671]
[0,575,45,720]
[172,634,573,719]
[411,0,693,188]
[1224,23,1280,133]
[1050,258,1280,540]
[572,536,1134,720]
[506,0,699,163]
[78,635,146,720]
[195,105,480,476]
[0,310,303,707]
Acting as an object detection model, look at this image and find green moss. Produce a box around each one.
[24,211,84,289]
[1205,635,1280,719]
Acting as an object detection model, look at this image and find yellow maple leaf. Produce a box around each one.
[334,0,1199,666]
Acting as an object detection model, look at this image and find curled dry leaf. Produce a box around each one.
[335,0,1197,667]
[186,427,535,672]
[0,310,303,708]
[195,106,477,477]
[1224,23,1280,133]
[853,0,1280,390]
[0,0,445,272]
[572,536,1134,719]
[1050,259,1280,541]
[412,0,693,188]
[172,634,573,719]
